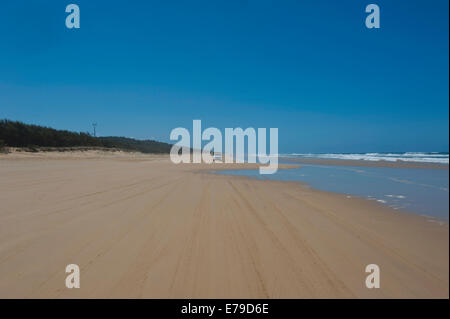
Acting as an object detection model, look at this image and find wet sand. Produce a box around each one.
[0,152,448,298]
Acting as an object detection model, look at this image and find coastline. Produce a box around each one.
[0,152,448,298]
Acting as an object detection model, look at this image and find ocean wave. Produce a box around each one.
[283,152,449,164]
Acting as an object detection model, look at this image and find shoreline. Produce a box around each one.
[0,152,448,298]
[210,168,449,224]
[213,162,449,222]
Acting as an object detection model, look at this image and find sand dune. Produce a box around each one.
[0,152,448,298]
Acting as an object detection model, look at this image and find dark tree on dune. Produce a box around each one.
[0,119,172,154]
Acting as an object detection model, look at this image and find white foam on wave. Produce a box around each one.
[385,194,406,199]
[283,152,449,164]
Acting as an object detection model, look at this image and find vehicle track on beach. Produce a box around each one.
[0,156,448,298]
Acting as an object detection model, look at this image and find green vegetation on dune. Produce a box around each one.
[0,119,172,154]
[99,136,172,154]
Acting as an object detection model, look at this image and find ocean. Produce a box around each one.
[217,155,449,220]
[281,152,449,164]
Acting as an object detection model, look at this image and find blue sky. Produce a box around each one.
[0,0,448,153]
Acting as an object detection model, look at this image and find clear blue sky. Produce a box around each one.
[0,0,448,153]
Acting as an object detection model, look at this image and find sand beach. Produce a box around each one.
[0,151,448,298]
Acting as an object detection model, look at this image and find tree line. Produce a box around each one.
[0,119,172,153]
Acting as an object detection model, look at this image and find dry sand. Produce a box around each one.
[0,151,448,298]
